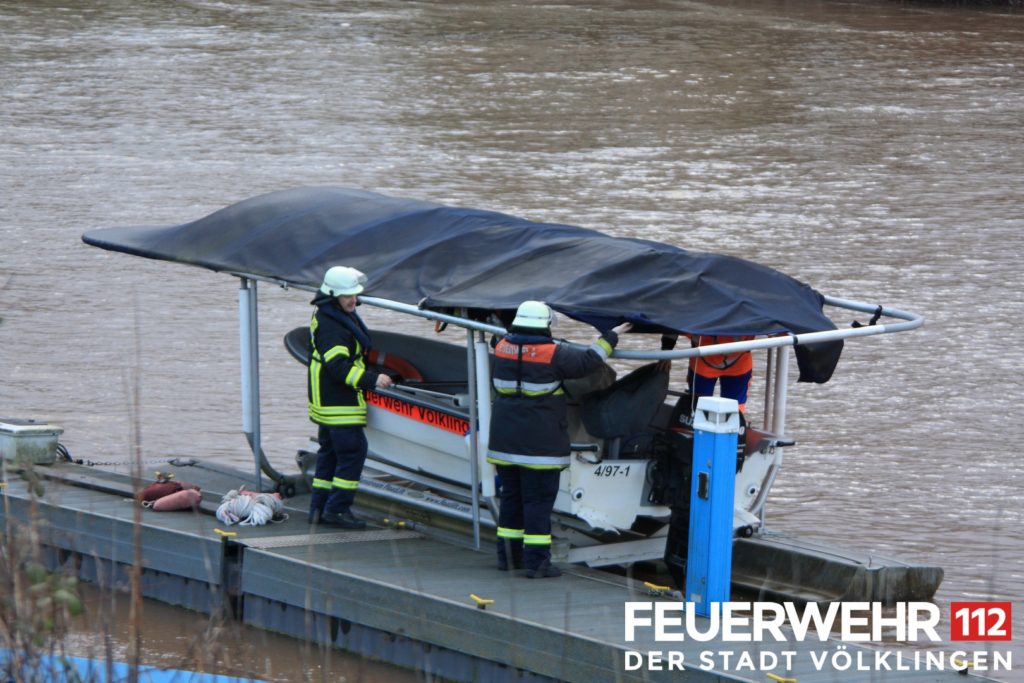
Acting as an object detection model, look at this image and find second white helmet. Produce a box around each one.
[320,266,366,297]
[512,300,552,329]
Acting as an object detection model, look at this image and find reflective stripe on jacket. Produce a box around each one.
[688,335,753,378]
[307,307,380,426]
[487,330,617,469]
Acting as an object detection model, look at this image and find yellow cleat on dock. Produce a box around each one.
[470,594,494,610]
[643,581,673,596]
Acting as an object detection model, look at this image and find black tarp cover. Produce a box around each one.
[82,186,842,382]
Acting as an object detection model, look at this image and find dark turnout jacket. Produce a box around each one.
[307,297,382,427]
[487,330,619,469]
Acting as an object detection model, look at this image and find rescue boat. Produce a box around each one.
[82,187,923,569]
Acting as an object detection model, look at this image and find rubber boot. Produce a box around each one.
[308,489,330,524]
[321,510,367,530]
[522,559,562,579]
[496,538,524,571]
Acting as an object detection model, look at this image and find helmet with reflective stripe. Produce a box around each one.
[512,300,552,329]
[320,266,366,297]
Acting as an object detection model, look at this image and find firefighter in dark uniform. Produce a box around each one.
[307,266,393,529]
[487,301,632,578]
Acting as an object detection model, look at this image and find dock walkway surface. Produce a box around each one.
[0,460,992,683]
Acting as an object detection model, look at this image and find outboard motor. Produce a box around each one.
[647,427,695,590]
[652,392,747,591]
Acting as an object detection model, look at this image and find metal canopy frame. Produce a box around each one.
[232,270,923,548]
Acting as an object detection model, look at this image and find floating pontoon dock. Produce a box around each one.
[0,459,980,683]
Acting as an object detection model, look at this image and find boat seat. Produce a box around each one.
[579,363,670,459]
[284,326,310,365]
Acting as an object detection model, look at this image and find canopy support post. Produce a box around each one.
[772,346,789,436]
[759,347,791,529]
[475,332,498,523]
[239,277,263,491]
[466,327,481,550]
[762,348,775,432]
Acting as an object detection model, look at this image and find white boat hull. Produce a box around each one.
[289,328,787,562]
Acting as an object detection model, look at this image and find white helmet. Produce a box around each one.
[512,300,552,329]
[320,266,366,297]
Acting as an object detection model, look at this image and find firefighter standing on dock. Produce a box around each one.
[488,301,631,578]
[307,266,393,529]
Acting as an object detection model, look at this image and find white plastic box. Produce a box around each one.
[0,419,63,466]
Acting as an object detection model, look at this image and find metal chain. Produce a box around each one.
[57,442,195,468]
[71,458,180,467]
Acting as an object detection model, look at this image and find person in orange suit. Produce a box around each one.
[686,334,753,412]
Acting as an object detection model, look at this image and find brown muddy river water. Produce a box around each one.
[2,0,1022,680]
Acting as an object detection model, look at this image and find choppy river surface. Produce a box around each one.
[2,1,1022,680]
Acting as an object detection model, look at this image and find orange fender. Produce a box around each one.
[152,488,202,511]
[366,350,424,383]
[137,480,182,502]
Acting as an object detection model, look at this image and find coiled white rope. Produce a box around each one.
[215,487,288,526]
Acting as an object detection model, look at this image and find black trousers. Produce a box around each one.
[496,464,561,570]
[310,425,368,516]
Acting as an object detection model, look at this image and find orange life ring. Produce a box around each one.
[366,350,424,383]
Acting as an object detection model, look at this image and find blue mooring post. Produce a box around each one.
[685,396,740,617]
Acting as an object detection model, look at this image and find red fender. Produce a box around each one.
[136,480,182,502]
[152,488,202,511]
[366,350,424,383]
